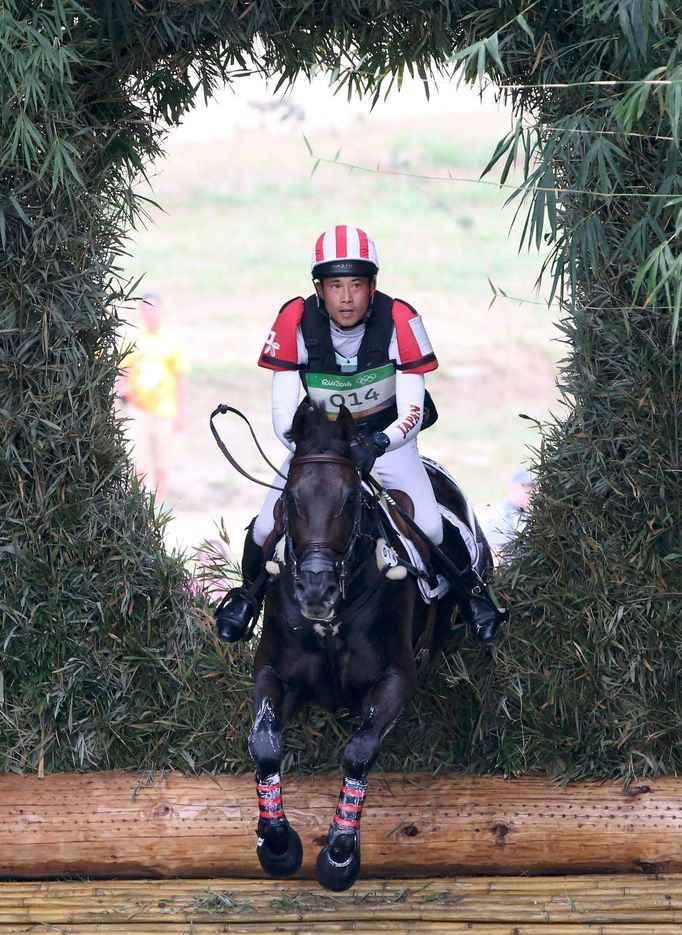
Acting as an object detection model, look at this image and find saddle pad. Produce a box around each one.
[370,460,480,605]
[441,503,479,567]
[374,499,476,605]
[421,455,482,547]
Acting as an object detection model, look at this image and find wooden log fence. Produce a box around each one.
[2,770,682,879]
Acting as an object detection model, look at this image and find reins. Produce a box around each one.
[209,404,288,490]
[362,472,470,580]
[209,403,447,654]
[209,404,462,584]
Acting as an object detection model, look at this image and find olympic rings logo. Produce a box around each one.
[355,373,378,386]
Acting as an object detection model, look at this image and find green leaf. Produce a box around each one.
[516,13,535,42]
[9,195,33,227]
[485,33,505,73]
[671,274,681,345]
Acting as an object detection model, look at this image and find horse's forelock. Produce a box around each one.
[292,403,351,456]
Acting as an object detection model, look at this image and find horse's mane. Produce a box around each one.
[286,401,352,457]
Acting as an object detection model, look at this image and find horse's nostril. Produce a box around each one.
[324,585,338,603]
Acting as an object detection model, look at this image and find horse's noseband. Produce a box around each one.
[299,551,337,575]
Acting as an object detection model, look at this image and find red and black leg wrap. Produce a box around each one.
[256,772,285,825]
[332,776,368,832]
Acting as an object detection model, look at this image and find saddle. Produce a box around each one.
[263,458,485,602]
[422,456,483,572]
[373,457,484,604]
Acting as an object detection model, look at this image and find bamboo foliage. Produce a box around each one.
[451,0,681,780]
[0,0,679,780]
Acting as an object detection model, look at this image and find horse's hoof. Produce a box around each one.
[315,843,361,891]
[256,825,303,878]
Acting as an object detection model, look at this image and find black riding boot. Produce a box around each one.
[435,520,507,643]
[215,519,266,643]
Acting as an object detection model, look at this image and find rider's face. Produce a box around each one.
[316,276,373,328]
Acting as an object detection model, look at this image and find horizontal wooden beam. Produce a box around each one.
[1,771,681,879]
[2,875,682,932]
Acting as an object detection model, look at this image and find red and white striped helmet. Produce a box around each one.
[311,225,380,280]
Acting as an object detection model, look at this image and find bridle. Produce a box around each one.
[282,452,364,600]
[207,405,389,622]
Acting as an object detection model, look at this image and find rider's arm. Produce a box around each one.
[271,369,302,452]
[377,300,437,451]
[381,370,425,450]
[258,301,307,451]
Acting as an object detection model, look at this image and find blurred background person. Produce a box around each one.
[116,292,189,507]
[487,467,537,563]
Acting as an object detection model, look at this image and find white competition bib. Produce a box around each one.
[306,363,396,421]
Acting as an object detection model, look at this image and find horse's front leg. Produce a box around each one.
[316,664,414,891]
[248,663,303,878]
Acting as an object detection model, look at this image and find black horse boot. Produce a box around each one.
[216,519,266,643]
[435,519,507,643]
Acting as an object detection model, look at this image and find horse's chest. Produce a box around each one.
[287,631,379,710]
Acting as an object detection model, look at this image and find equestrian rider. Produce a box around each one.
[216,225,505,644]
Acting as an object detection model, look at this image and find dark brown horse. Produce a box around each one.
[248,401,486,891]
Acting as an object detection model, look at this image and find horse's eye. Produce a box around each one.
[334,489,359,518]
[286,489,303,517]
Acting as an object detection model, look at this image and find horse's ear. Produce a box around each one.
[288,399,314,447]
[335,404,355,444]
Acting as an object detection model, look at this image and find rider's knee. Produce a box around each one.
[252,513,274,548]
[416,511,443,546]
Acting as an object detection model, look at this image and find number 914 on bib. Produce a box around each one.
[305,363,396,421]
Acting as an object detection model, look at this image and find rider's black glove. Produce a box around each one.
[350,431,390,476]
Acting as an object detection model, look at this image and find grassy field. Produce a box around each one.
[120,77,563,557]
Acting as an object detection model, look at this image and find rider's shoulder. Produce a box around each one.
[389,297,438,373]
[390,297,421,320]
[276,296,306,320]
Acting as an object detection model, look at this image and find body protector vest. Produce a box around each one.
[300,292,438,437]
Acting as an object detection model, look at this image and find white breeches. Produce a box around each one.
[252,454,292,547]
[252,438,443,548]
